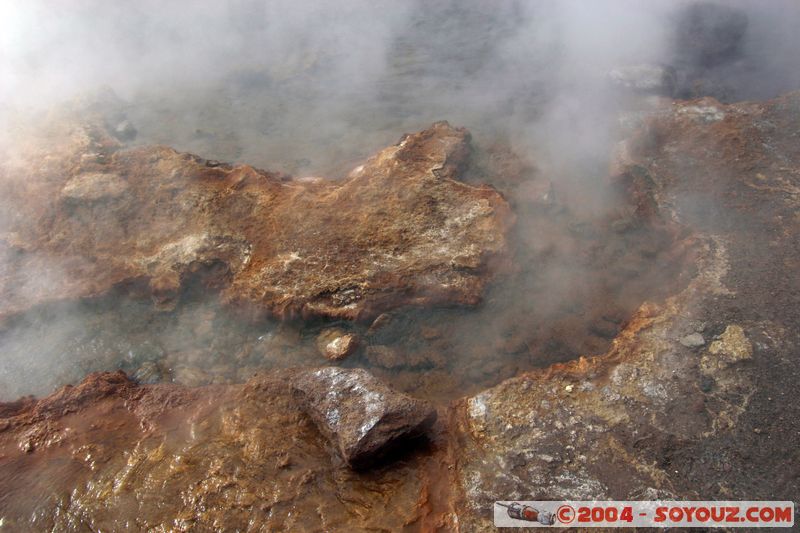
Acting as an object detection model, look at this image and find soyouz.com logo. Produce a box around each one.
[494,501,795,528]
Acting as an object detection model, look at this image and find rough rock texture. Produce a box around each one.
[453,92,800,529]
[292,367,437,469]
[0,111,511,321]
[0,371,455,531]
[2,92,800,530]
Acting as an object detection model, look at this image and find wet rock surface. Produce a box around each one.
[0,371,453,531]
[2,92,800,530]
[291,367,437,469]
[0,112,511,322]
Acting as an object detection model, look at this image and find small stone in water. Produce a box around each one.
[316,328,359,361]
[327,335,358,360]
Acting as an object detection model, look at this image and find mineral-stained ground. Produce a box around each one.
[1,91,800,530]
[0,107,511,322]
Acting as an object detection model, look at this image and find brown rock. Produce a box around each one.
[0,370,450,530]
[316,328,359,361]
[0,113,512,322]
[291,367,436,469]
[2,89,800,532]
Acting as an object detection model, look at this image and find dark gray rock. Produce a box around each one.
[292,367,437,469]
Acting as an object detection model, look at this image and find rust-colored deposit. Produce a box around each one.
[0,371,455,530]
[0,114,511,321]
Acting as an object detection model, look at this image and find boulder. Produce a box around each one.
[0,111,512,322]
[291,367,437,469]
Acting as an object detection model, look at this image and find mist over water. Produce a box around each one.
[3,1,798,173]
[1,0,799,400]
[0,0,670,172]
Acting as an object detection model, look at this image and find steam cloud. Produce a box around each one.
[2,0,798,172]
